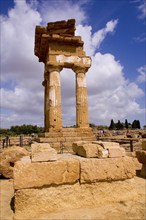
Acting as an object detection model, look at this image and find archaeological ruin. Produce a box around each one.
[34,19,96,150]
[35,19,91,130]
[0,19,146,220]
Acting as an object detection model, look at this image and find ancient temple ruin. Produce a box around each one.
[35,19,91,131]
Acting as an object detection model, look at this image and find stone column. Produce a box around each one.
[75,67,89,128]
[45,65,63,131]
[42,71,48,131]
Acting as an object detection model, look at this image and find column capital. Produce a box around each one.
[45,64,63,73]
[73,66,88,74]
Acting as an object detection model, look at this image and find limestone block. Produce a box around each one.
[20,156,31,163]
[142,140,146,150]
[73,142,109,158]
[141,164,146,178]
[0,179,14,220]
[92,141,120,149]
[31,143,57,162]
[72,141,88,153]
[136,150,146,164]
[80,157,135,183]
[97,149,109,158]
[108,147,126,158]
[0,146,30,178]
[14,158,80,189]
[55,55,91,68]
[74,144,99,158]
[14,177,142,220]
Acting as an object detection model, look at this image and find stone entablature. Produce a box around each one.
[35,19,91,131]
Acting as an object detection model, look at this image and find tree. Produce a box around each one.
[116,120,124,130]
[125,119,129,129]
[9,124,44,135]
[109,119,116,130]
[137,120,141,129]
[131,120,141,129]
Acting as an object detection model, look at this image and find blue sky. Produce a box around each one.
[0,0,146,128]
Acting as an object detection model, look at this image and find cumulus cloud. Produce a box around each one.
[1,0,145,128]
[38,0,87,25]
[76,19,118,56]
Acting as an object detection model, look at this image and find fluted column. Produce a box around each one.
[74,67,89,128]
[44,65,63,131]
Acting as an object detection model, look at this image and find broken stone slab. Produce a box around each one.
[14,157,80,189]
[73,143,102,158]
[31,143,57,162]
[72,141,89,153]
[80,156,135,183]
[108,147,126,158]
[0,146,30,178]
[72,141,125,158]
[97,149,109,159]
[72,142,108,158]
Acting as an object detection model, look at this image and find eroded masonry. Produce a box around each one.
[35,19,91,131]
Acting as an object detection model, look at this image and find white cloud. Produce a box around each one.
[137,0,146,19]
[1,0,43,87]
[76,19,118,56]
[1,0,145,128]
[134,33,146,42]
[137,65,146,83]
[132,0,146,20]
[91,19,118,48]
[38,0,87,25]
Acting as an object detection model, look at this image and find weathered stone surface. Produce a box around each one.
[14,177,143,220]
[0,179,14,220]
[136,150,146,164]
[80,156,135,183]
[73,141,125,158]
[131,157,142,170]
[14,157,80,189]
[35,19,92,132]
[108,147,125,158]
[92,141,120,149]
[97,148,109,158]
[0,146,30,178]
[31,142,57,162]
[73,143,102,158]
[140,164,146,178]
[142,140,146,150]
[72,141,88,153]
[20,156,31,163]
[136,150,146,178]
